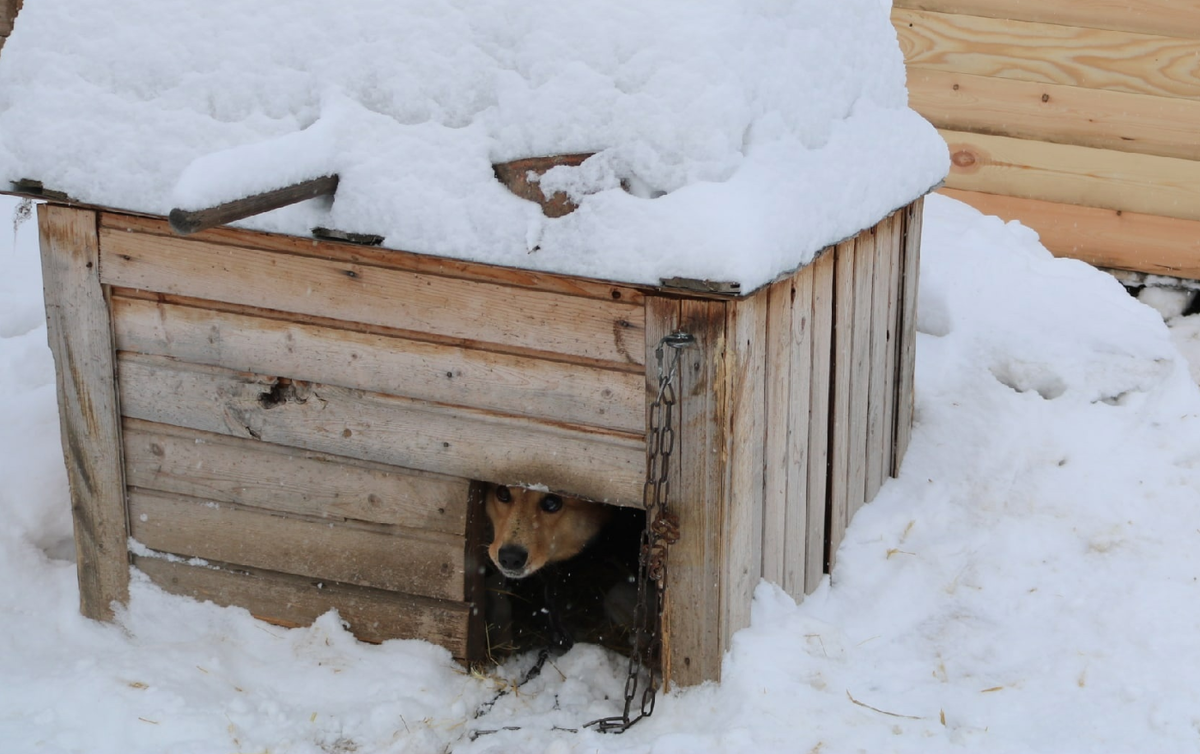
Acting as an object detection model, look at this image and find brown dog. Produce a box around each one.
[484,483,612,580]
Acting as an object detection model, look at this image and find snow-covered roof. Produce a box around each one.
[0,0,948,292]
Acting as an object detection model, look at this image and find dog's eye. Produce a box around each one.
[495,486,511,503]
[540,495,563,513]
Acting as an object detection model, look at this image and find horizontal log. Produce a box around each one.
[129,489,465,600]
[169,175,339,235]
[134,556,472,655]
[111,296,644,434]
[908,69,1200,161]
[895,8,1200,101]
[939,129,1200,222]
[117,353,646,505]
[100,212,647,306]
[99,228,646,368]
[123,419,469,534]
[940,188,1200,280]
[894,0,1200,41]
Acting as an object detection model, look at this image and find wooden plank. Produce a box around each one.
[659,297,727,687]
[462,482,489,664]
[941,188,1200,280]
[883,213,904,479]
[117,353,645,506]
[865,222,895,503]
[38,204,130,621]
[893,0,1200,41]
[895,199,925,473]
[783,267,813,599]
[895,9,1200,101]
[122,419,469,535]
[805,250,835,595]
[761,280,793,587]
[939,129,1200,223]
[169,176,340,235]
[827,238,856,571]
[908,69,1200,162]
[129,490,464,600]
[99,228,646,367]
[722,293,767,649]
[100,212,646,306]
[846,230,875,523]
[134,556,471,655]
[111,295,644,434]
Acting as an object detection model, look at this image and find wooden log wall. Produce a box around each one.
[893,1,1200,278]
[40,206,648,661]
[658,199,921,687]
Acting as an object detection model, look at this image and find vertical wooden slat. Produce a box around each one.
[827,238,856,571]
[846,229,876,523]
[783,268,814,599]
[761,280,793,587]
[38,204,130,620]
[883,212,904,477]
[866,218,895,502]
[722,294,767,649]
[649,296,731,687]
[806,251,835,594]
[895,198,924,472]
[463,481,489,665]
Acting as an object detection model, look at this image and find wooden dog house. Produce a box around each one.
[31,194,922,686]
[2,0,941,689]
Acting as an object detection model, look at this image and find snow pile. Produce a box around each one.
[0,0,947,289]
[8,194,1200,752]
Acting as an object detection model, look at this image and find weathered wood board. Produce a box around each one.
[129,490,465,600]
[38,204,130,621]
[117,353,645,505]
[135,557,473,655]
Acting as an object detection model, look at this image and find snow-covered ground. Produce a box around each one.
[5,193,1200,753]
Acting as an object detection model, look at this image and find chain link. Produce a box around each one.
[586,331,692,733]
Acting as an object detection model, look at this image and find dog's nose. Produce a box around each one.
[498,545,528,572]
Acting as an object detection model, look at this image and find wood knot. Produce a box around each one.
[951,150,977,168]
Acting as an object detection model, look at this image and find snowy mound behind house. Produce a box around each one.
[0,0,947,290]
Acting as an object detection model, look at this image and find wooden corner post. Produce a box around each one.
[649,293,767,688]
[39,203,131,620]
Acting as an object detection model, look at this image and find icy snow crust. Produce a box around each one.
[0,0,947,290]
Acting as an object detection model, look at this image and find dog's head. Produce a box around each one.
[483,483,611,579]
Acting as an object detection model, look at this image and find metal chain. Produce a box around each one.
[586,330,692,733]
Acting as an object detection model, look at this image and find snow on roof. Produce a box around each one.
[0,0,948,291]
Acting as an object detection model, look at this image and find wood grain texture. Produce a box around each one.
[129,490,465,600]
[895,8,1200,100]
[134,556,472,655]
[783,267,814,598]
[827,239,856,571]
[99,228,646,367]
[0,0,20,37]
[117,353,646,506]
[38,204,130,621]
[100,212,646,306]
[908,69,1200,162]
[111,296,644,434]
[894,199,924,473]
[883,213,903,482]
[761,280,793,588]
[894,0,1200,41]
[941,188,1200,280]
[845,230,875,523]
[721,294,767,649]
[661,297,728,687]
[940,129,1200,222]
[123,419,469,534]
[805,250,836,595]
[865,221,895,503]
